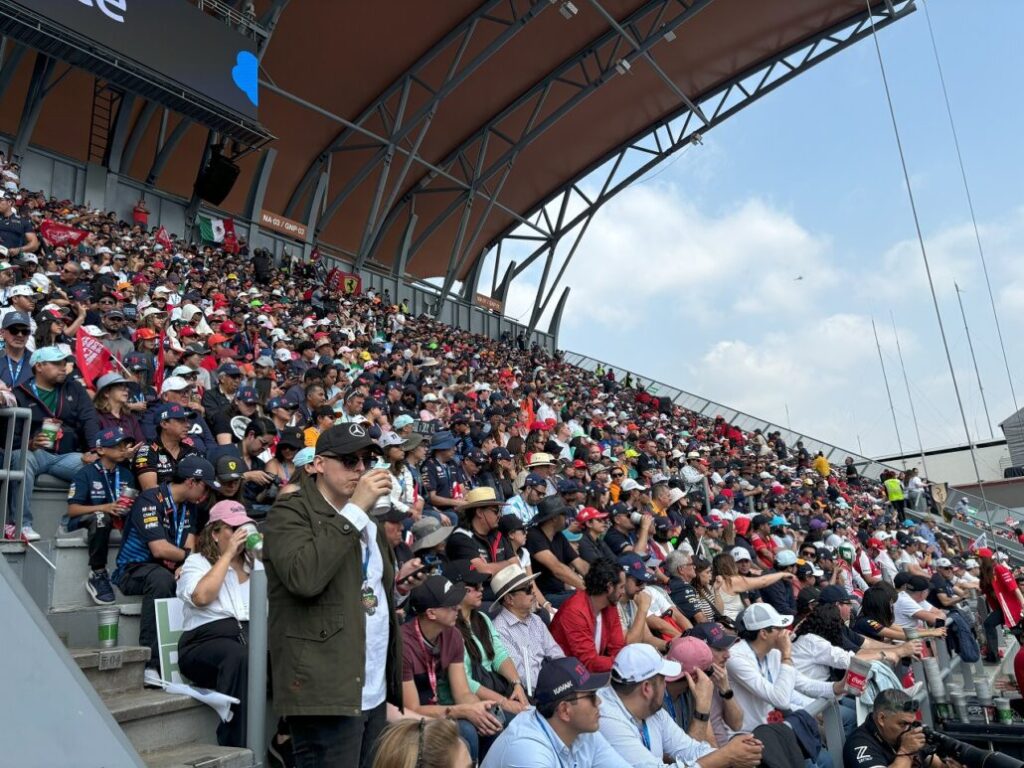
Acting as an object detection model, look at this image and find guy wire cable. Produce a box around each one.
[921,0,1024,443]
[890,311,929,479]
[863,0,990,509]
[872,316,906,469]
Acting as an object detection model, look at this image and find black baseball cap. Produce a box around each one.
[409,575,467,612]
[533,657,609,707]
[906,575,931,592]
[684,622,739,650]
[373,505,408,524]
[443,559,489,586]
[818,585,853,604]
[499,514,526,535]
[215,455,244,481]
[316,422,379,459]
[174,456,221,489]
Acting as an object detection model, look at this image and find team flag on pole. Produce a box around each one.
[75,327,112,389]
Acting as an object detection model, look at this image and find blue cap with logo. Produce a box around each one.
[533,657,609,707]
[95,426,131,448]
[618,553,655,583]
[158,403,195,422]
[2,311,30,329]
[174,456,221,489]
[236,386,259,404]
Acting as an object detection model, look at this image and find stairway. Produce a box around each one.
[1,473,257,768]
[72,646,255,767]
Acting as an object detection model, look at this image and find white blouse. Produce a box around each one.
[177,554,263,632]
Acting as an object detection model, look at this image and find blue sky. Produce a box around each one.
[491,0,1024,464]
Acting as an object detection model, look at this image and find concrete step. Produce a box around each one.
[141,743,255,768]
[0,540,26,580]
[71,645,150,696]
[28,472,75,541]
[49,603,141,649]
[104,688,220,754]
[51,531,132,611]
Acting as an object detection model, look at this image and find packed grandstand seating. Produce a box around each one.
[1,153,1023,767]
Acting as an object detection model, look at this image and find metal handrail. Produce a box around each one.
[247,567,268,768]
[0,407,34,540]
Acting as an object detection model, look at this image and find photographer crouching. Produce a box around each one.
[845,689,1024,768]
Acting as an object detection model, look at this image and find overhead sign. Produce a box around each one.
[475,293,503,313]
[8,0,258,119]
[260,209,308,240]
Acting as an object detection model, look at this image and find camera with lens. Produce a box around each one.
[260,475,282,503]
[630,512,644,525]
[916,724,1023,768]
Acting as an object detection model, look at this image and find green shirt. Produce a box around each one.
[437,612,512,704]
[34,383,58,414]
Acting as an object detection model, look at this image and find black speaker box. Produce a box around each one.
[194,153,240,205]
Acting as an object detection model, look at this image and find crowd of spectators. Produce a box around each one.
[0,152,1021,768]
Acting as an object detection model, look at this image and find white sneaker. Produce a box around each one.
[20,525,40,542]
[143,668,163,688]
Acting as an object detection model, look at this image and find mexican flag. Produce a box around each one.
[198,214,235,244]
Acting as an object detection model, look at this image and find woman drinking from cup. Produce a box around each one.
[176,500,262,747]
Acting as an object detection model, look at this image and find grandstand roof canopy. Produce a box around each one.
[0,0,906,283]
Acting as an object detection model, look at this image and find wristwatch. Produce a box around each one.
[510,680,523,689]
[720,689,735,700]
[693,711,710,722]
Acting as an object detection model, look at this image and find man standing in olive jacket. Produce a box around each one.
[264,423,400,768]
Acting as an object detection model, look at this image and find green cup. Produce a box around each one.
[98,607,119,648]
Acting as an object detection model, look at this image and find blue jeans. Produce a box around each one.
[7,449,84,527]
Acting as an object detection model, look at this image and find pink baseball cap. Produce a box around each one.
[665,636,714,677]
[208,500,255,528]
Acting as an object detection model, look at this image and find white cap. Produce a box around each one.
[160,376,192,394]
[738,602,793,632]
[964,559,979,569]
[611,643,683,683]
[275,348,292,362]
[934,558,953,568]
[422,393,439,403]
[620,478,646,492]
[81,325,106,337]
[171,365,195,377]
[759,471,774,480]
[730,547,752,562]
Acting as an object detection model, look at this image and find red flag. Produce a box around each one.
[155,226,173,251]
[40,219,90,247]
[75,328,112,389]
[153,331,166,394]
[221,219,239,254]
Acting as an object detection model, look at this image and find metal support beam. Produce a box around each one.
[120,101,158,175]
[492,0,914,313]
[459,251,486,303]
[367,0,715,272]
[244,147,277,244]
[585,0,710,126]
[547,286,571,345]
[104,93,136,173]
[260,79,548,240]
[0,41,25,103]
[12,53,55,161]
[285,0,547,229]
[145,116,192,186]
[392,211,417,279]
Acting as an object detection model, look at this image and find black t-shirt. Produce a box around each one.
[844,718,899,768]
[133,440,201,486]
[445,527,513,564]
[668,576,703,620]
[852,616,888,641]
[577,533,617,565]
[0,212,32,249]
[840,623,865,652]
[928,573,954,608]
[603,527,636,556]
[525,527,579,595]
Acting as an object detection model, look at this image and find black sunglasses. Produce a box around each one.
[334,451,376,470]
[5,326,30,336]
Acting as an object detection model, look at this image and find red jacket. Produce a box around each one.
[549,590,624,673]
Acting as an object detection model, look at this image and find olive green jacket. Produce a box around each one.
[263,474,403,716]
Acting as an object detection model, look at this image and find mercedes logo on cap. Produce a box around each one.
[349,424,366,437]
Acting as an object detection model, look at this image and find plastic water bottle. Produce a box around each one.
[240,523,263,554]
